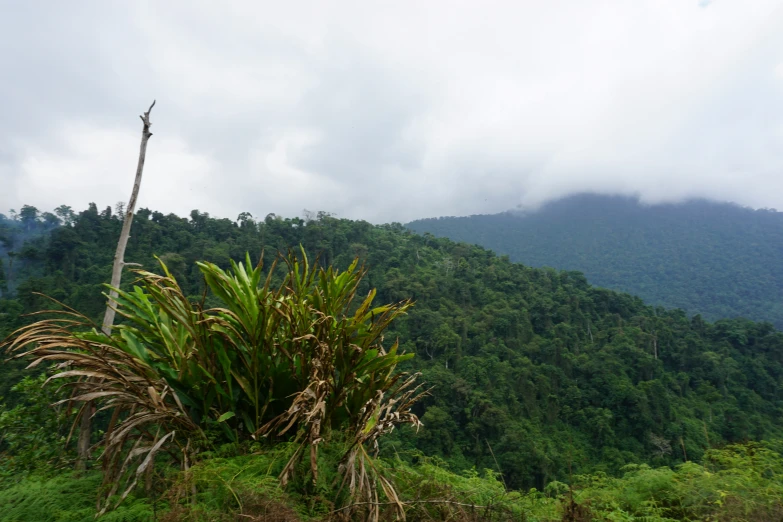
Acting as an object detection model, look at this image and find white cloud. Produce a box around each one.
[12,123,218,217]
[1,1,783,222]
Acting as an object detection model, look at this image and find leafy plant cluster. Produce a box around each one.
[3,249,423,519]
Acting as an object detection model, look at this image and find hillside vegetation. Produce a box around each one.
[2,203,783,519]
[407,194,783,327]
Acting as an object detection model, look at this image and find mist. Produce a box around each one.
[1,1,782,223]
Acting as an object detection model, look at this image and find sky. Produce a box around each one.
[1,1,782,224]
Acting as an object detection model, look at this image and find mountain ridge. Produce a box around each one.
[407,193,783,328]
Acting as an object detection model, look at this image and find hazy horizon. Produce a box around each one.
[2,1,782,224]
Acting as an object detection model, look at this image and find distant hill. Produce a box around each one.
[407,194,783,328]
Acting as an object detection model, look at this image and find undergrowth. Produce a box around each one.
[0,472,154,522]
[1,442,782,521]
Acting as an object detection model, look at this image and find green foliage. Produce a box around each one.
[2,250,423,516]
[0,207,60,296]
[0,374,72,479]
[0,473,153,522]
[160,444,313,521]
[2,442,780,521]
[408,194,783,327]
[2,202,783,495]
[566,442,783,521]
[0,259,7,296]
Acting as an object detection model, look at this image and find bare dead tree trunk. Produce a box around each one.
[75,101,155,471]
[102,100,155,336]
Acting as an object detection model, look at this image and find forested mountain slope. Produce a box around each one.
[2,203,783,492]
[407,194,783,327]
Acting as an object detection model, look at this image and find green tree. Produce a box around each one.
[18,205,39,232]
[54,205,75,226]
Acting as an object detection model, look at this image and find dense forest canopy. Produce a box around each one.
[407,194,783,328]
[2,202,783,497]
[0,205,70,297]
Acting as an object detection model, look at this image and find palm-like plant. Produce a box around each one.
[3,250,424,518]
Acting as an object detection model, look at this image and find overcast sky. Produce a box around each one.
[1,1,782,224]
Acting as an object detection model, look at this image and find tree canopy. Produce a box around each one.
[408,193,783,328]
[2,203,782,498]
